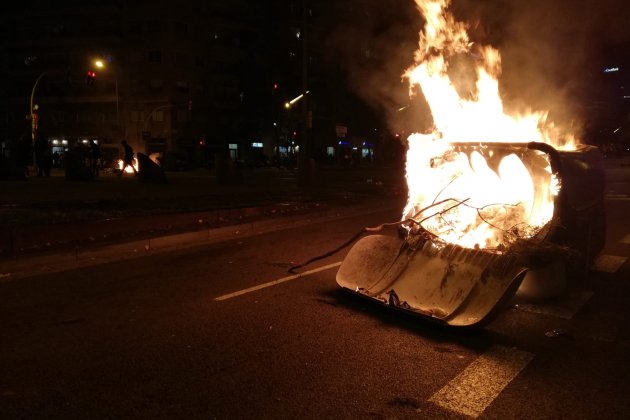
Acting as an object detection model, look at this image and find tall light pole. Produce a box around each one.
[30,72,48,142]
[94,59,119,128]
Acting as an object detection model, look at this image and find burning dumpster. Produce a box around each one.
[335,0,606,327]
[337,141,605,327]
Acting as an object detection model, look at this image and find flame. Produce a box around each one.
[117,158,139,173]
[402,0,576,249]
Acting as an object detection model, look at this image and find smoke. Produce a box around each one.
[466,0,630,138]
[322,0,630,140]
[321,1,429,134]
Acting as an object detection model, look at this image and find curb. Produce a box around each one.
[0,200,341,255]
[0,200,402,281]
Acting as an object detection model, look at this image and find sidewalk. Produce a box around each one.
[0,164,407,257]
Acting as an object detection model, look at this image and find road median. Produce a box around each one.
[0,196,403,281]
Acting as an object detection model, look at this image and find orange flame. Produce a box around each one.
[402,0,573,249]
[117,158,139,173]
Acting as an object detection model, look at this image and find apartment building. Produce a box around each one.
[0,0,264,167]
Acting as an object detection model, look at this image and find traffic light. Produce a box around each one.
[86,70,96,85]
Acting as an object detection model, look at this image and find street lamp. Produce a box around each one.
[284,91,309,110]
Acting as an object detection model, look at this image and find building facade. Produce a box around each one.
[1,0,272,168]
[1,0,393,170]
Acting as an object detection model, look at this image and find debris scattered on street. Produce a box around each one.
[545,328,568,338]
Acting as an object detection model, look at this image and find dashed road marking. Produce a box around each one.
[605,194,630,201]
[514,290,593,319]
[592,254,628,273]
[429,345,534,418]
[214,261,342,301]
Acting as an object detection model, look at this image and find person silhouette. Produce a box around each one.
[33,133,51,177]
[89,139,101,177]
[119,140,137,176]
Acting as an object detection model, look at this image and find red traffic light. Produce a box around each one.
[86,70,96,85]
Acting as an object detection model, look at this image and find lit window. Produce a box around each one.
[152,110,164,122]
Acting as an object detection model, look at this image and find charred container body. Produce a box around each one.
[336,142,606,328]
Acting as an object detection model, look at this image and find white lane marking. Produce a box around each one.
[604,195,630,201]
[214,262,342,301]
[429,345,534,418]
[592,254,628,273]
[620,233,630,244]
[515,290,593,319]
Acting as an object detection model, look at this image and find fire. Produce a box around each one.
[117,154,160,173]
[117,158,139,173]
[402,0,576,250]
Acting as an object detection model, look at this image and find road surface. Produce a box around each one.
[1,166,629,419]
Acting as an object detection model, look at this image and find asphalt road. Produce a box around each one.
[1,179,629,419]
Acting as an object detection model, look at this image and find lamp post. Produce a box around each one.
[30,72,48,142]
[93,59,119,129]
[284,91,310,160]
